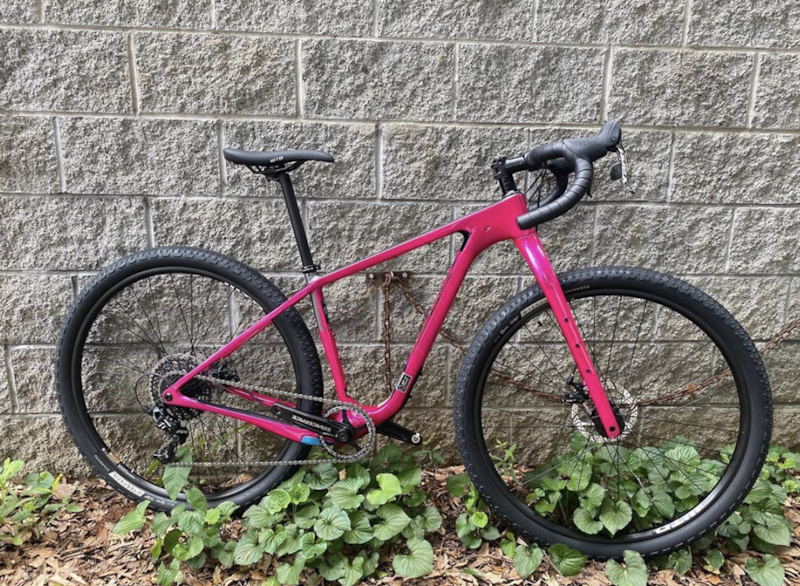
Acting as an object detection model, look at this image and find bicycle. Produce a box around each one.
[55,120,772,558]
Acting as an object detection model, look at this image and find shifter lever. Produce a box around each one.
[609,143,635,194]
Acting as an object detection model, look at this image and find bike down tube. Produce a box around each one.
[515,232,621,439]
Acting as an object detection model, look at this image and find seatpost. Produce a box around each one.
[275,173,319,274]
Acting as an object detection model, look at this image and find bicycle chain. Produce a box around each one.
[158,372,376,467]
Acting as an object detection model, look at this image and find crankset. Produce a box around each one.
[270,403,354,444]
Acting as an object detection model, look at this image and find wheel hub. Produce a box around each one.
[571,382,638,443]
[149,354,211,420]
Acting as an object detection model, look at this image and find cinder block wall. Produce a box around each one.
[1,1,799,470]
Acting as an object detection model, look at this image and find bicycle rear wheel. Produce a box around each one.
[454,266,771,558]
[56,247,323,511]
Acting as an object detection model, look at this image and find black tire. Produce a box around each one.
[56,246,324,512]
[454,267,771,559]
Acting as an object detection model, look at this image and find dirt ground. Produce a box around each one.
[1,467,798,586]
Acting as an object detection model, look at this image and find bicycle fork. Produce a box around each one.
[515,232,622,440]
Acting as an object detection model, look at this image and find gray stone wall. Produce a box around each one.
[1,1,800,470]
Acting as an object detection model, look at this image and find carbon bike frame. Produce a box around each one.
[162,192,621,444]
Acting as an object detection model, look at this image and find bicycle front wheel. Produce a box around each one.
[56,247,323,511]
[454,267,771,558]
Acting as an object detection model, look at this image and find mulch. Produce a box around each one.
[1,467,798,586]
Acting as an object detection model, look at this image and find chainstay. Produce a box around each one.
[159,372,376,467]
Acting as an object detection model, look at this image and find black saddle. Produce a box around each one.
[223,148,334,176]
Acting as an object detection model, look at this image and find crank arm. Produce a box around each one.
[271,404,353,443]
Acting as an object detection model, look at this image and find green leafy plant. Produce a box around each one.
[548,543,588,577]
[115,445,442,585]
[446,438,800,586]
[605,550,648,586]
[744,554,785,586]
[525,435,800,560]
[446,472,501,548]
[0,458,83,546]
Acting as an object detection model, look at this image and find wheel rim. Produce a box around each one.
[473,285,752,545]
[70,266,306,502]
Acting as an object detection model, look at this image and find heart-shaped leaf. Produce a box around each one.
[233,529,264,565]
[151,512,174,536]
[580,483,605,511]
[471,511,488,528]
[340,556,365,586]
[176,510,204,535]
[666,548,692,575]
[330,478,366,510]
[294,503,319,529]
[305,462,338,490]
[343,510,372,544]
[600,500,632,536]
[287,483,310,504]
[367,473,402,505]
[548,543,587,577]
[445,473,471,498]
[514,543,543,579]
[753,516,791,546]
[744,555,785,586]
[393,537,434,579]
[605,550,648,586]
[574,507,603,535]
[314,505,351,540]
[266,489,291,514]
[373,503,411,540]
[243,503,280,529]
[276,555,306,585]
[185,487,207,512]
[417,506,443,532]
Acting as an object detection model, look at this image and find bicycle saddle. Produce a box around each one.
[223,148,334,176]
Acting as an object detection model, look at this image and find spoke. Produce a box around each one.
[192,276,219,344]
[168,273,194,352]
[101,310,163,354]
[146,277,166,351]
[603,296,623,387]
[498,341,565,393]
[634,413,737,434]
[632,340,714,403]
[195,284,237,346]
[127,281,168,356]
[193,417,225,489]
[623,299,649,394]
[189,274,196,352]
[490,355,566,397]
[214,414,284,467]
[660,378,739,409]
[524,318,568,384]
[611,440,643,532]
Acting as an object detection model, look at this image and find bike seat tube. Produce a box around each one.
[277,173,318,273]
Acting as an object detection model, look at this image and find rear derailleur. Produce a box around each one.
[148,404,188,464]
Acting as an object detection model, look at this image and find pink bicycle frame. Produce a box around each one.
[163,192,621,444]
